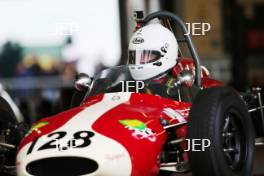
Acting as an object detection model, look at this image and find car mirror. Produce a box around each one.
[175,70,194,88]
[74,73,93,92]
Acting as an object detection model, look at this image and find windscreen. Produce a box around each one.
[85,65,196,102]
[86,65,133,97]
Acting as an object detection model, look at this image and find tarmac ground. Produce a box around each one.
[160,144,264,176]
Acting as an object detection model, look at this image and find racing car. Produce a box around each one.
[15,11,264,176]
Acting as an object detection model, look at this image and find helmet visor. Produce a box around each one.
[128,50,161,65]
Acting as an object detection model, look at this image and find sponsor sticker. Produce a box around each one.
[132,37,144,44]
[119,119,156,142]
[27,121,49,135]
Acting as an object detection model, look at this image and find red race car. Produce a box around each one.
[15,11,263,176]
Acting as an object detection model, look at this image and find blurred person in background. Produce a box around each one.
[53,37,78,113]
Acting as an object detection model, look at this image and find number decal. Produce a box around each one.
[26,130,95,155]
[38,131,67,151]
[27,137,39,155]
[73,131,94,148]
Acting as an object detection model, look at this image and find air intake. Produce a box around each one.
[26,157,98,176]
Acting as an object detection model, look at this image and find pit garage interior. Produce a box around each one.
[0,0,263,175]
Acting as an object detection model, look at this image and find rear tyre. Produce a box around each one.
[188,87,255,176]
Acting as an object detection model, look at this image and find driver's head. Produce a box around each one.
[128,23,178,80]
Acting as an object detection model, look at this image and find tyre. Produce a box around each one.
[0,96,26,173]
[188,87,255,176]
[0,96,25,145]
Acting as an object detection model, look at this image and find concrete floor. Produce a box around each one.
[160,145,264,176]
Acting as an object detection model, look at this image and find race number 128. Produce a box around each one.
[27,130,95,155]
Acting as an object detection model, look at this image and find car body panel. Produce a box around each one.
[17,92,191,176]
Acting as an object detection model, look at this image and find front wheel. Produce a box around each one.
[0,96,26,175]
[188,87,255,176]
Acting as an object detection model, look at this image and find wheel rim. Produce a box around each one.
[222,112,246,170]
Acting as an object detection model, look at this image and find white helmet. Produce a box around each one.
[128,23,178,80]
